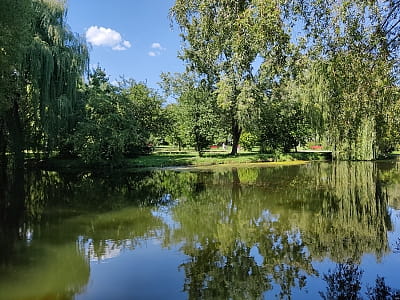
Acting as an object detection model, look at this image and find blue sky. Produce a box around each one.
[66,0,184,91]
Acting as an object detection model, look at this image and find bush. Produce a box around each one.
[240,132,257,151]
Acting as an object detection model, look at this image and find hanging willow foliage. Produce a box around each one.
[298,53,397,160]
[0,0,31,114]
[289,0,400,160]
[22,0,89,154]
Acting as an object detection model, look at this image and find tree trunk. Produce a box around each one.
[5,98,24,168]
[230,120,242,156]
[0,118,7,167]
[0,164,25,265]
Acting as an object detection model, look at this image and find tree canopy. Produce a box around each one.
[170,0,290,155]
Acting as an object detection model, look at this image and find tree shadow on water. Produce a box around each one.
[320,260,400,300]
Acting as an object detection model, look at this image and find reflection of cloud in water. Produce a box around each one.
[78,236,124,262]
[82,238,123,262]
[152,194,181,228]
[387,207,400,253]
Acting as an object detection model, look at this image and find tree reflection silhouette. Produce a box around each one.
[320,261,400,300]
[180,240,271,299]
[320,261,363,300]
[0,161,399,299]
[170,162,395,298]
[173,167,318,299]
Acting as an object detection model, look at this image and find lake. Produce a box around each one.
[1,161,400,299]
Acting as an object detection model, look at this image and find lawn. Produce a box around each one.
[126,146,328,169]
[40,146,330,171]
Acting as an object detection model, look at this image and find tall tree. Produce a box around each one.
[291,0,400,160]
[0,0,32,165]
[73,68,167,165]
[0,0,88,166]
[24,0,89,155]
[171,0,289,155]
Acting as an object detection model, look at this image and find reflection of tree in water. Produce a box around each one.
[320,261,363,300]
[317,162,391,262]
[0,170,90,300]
[1,161,399,299]
[0,166,25,265]
[264,162,392,263]
[74,207,166,261]
[169,162,395,298]
[180,240,271,300]
[320,261,400,300]
[0,169,192,300]
[367,276,400,300]
[172,167,318,299]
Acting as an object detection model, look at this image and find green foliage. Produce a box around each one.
[289,1,400,160]
[0,0,89,166]
[258,92,312,153]
[23,0,89,153]
[163,103,188,149]
[239,132,257,151]
[181,88,220,155]
[72,68,166,165]
[1,0,400,166]
[0,0,31,114]
[297,54,399,160]
[320,262,363,300]
[161,72,223,155]
[171,0,290,155]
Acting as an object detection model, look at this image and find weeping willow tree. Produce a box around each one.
[0,0,88,166]
[24,0,89,155]
[290,0,400,160]
[0,0,32,165]
[296,54,398,160]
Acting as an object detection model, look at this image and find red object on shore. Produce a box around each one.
[310,145,323,150]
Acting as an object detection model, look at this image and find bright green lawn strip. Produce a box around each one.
[127,151,327,168]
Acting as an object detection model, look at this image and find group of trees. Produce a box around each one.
[70,68,167,165]
[1,0,400,166]
[167,0,400,159]
[0,0,167,167]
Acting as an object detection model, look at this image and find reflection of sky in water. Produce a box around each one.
[76,206,400,299]
[81,203,400,299]
[151,194,181,228]
[76,241,188,300]
[363,207,400,289]
[4,162,400,300]
[277,206,400,299]
[80,237,123,262]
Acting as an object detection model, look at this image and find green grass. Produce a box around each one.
[40,146,330,171]
[126,148,328,169]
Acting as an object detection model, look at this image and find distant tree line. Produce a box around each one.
[1,0,400,167]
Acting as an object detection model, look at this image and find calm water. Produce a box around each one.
[1,161,400,299]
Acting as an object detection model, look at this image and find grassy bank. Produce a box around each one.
[128,149,328,168]
[41,147,330,171]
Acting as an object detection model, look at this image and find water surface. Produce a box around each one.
[1,161,400,299]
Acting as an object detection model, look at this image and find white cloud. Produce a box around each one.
[112,45,127,51]
[151,42,164,50]
[123,40,131,48]
[148,42,165,57]
[86,26,131,51]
